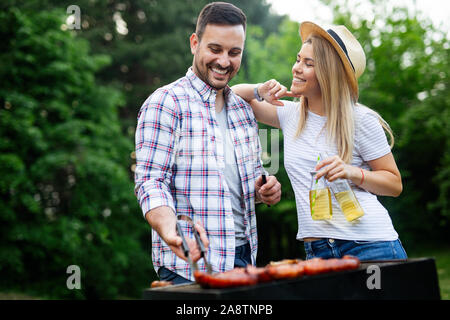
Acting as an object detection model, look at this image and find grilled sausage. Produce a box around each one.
[151,280,173,288]
[194,256,360,288]
[194,268,258,288]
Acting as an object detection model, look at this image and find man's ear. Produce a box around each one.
[190,33,199,55]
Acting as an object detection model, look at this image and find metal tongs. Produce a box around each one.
[261,174,270,207]
[176,215,212,274]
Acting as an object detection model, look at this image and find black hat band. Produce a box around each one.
[327,29,355,72]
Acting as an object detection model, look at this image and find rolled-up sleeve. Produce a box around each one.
[134,89,180,219]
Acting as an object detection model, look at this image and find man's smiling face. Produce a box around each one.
[190,24,245,91]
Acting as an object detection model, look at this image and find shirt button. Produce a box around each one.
[329,239,335,243]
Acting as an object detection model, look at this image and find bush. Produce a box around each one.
[0,7,152,299]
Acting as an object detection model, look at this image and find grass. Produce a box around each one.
[409,245,450,300]
[0,292,42,300]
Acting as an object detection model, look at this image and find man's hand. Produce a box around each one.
[165,222,209,263]
[146,206,209,262]
[255,175,282,205]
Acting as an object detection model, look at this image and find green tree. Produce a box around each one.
[0,6,151,298]
[32,0,285,140]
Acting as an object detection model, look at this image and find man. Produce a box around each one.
[134,2,281,284]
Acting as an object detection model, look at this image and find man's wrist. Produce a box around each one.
[254,84,264,102]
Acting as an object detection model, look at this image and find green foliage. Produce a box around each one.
[0,7,151,298]
[26,0,287,139]
[231,19,300,85]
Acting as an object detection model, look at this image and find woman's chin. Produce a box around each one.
[290,85,302,96]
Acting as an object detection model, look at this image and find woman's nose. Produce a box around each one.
[292,62,302,75]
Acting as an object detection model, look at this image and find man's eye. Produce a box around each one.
[210,48,220,53]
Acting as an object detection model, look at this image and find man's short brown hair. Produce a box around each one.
[195,2,247,41]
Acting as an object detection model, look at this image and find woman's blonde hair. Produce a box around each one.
[295,35,394,163]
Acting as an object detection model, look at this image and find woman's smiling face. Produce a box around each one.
[291,41,321,99]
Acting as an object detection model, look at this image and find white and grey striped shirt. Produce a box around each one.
[277,101,399,241]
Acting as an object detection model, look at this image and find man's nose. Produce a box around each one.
[216,54,231,68]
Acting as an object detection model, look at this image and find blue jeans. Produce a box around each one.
[158,242,252,284]
[303,238,408,261]
[234,242,252,267]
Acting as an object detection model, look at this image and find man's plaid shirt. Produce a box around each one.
[135,68,264,281]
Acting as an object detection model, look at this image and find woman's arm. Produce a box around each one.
[231,80,296,129]
[315,153,402,197]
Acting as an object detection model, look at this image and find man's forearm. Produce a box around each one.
[145,205,177,241]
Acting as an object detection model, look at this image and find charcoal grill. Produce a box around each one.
[142,258,440,300]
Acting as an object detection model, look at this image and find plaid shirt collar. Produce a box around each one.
[186,67,232,103]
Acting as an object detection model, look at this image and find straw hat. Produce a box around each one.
[299,21,366,99]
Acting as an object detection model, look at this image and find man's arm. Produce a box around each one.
[135,89,179,217]
[134,89,208,261]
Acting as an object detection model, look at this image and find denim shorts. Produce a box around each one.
[158,242,252,284]
[303,238,408,261]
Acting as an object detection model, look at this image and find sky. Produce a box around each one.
[266,0,450,32]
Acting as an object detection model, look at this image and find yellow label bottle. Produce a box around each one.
[309,171,332,220]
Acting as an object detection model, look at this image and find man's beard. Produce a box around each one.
[194,61,234,90]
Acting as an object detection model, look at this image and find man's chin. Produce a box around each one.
[208,78,229,90]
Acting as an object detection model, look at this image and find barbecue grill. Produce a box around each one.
[143,258,440,300]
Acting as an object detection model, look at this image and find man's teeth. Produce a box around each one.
[212,68,227,75]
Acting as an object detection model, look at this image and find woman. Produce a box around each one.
[232,21,407,261]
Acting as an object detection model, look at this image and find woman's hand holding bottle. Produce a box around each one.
[314,154,361,184]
